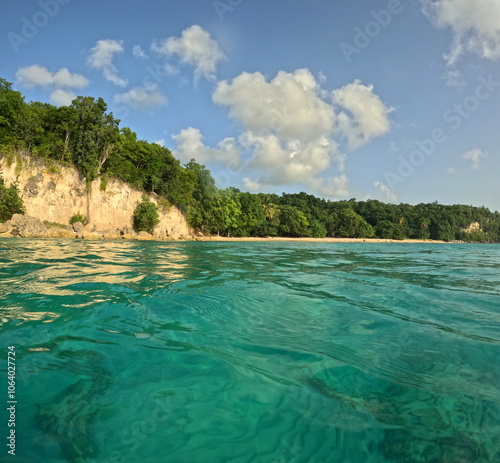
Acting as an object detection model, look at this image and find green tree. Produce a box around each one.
[230,191,265,236]
[277,205,309,237]
[204,190,242,236]
[70,96,119,181]
[331,208,374,238]
[133,195,160,234]
[417,217,431,240]
[0,171,25,222]
[0,79,25,146]
[308,218,327,238]
[184,160,219,232]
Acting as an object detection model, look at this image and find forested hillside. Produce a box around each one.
[1,78,499,242]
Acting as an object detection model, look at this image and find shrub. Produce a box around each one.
[69,213,87,225]
[43,221,67,229]
[99,174,109,191]
[0,172,25,222]
[45,160,61,174]
[133,195,159,234]
[14,152,23,176]
[156,197,172,214]
[5,152,14,168]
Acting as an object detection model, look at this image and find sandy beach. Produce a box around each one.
[195,236,448,244]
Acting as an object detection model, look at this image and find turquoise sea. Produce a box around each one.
[0,239,499,463]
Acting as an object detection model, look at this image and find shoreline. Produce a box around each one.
[195,236,449,244]
[0,232,451,244]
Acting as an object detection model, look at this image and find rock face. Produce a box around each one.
[0,153,193,239]
[463,222,482,233]
[72,222,84,233]
[10,214,47,237]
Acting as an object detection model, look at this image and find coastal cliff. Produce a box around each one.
[0,152,193,239]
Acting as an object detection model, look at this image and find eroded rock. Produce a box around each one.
[10,214,47,237]
[72,221,84,233]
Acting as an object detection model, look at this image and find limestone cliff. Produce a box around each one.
[0,152,193,239]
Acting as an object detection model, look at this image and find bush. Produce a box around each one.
[0,172,25,222]
[45,160,61,174]
[69,213,87,225]
[100,174,109,191]
[133,195,159,234]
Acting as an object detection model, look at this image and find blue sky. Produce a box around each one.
[2,0,500,211]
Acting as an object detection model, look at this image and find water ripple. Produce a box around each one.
[1,239,500,462]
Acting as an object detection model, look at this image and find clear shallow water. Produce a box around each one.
[0,239,499,463]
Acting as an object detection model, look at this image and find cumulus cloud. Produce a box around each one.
[333,80,393,149]
[213,69,335,142]
[240,132,340,186]
[172,127,241,168]
[423,0,500,65]
[114,83,167,110]
[443,68,466,88]
[153,25,225,81]
[374,181,397,202]
[50,89,77,106]
[242,177,262,192]
[16,65,88,89]
[462,148,486,169]
[210,69,393,198]
[310,175,351,198]
[87,39,128,87]
[132,45,148,59]
[16,65,88,107]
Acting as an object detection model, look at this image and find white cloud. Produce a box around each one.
[153,25,225,81]
[87,39,128,87]
[240,132,339,186]
[172,127,241,168]
[423,0,500,65]
[50,89,76,106]
[447,167,457,175]
[242,177,262,192]
[114,83,167,110]
[211,69,393,198]
[16,65,87,107]
[132,45,148,59]
[154,139,165,147]
[310,175,351,198]
[213,69,335,142]
[443,68,466,87]
[164,63,179,76]
[374,181,397,202]
[16,65,88,89]
[462,148,486,169]
[333,80,393,149]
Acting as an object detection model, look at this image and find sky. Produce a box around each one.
[1,0,500,211]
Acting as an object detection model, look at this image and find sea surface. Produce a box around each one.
[0,239,499,463]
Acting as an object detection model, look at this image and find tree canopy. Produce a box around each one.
[1,78,499,242]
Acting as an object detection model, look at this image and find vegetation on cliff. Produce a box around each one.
[133,196,160,234]
[0,171,25,222]
[1,77,499,242]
